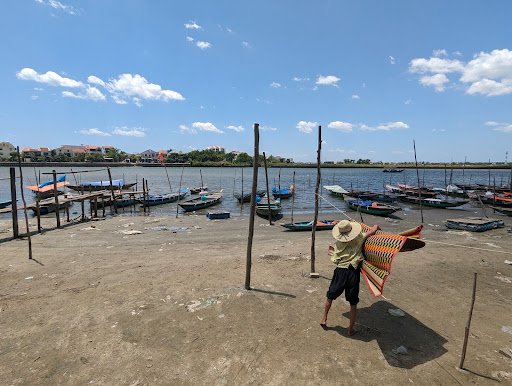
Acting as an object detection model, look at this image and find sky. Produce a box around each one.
[0,0,511,163]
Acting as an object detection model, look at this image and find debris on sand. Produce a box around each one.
[502,326,512,335]
[392,346,408,355]
[495,276,512,284]
[504,260,512,265]
[120,230,142,235]
[148,226,189,232]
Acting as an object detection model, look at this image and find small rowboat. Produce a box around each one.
[67,179,136,192]
[446,217,505,232]
[143,190,188,207]
[256,198,282,219]
[190,186,208,194]
[397,184,438,198]
[206,211,230,219]
[179,191,223,212]
[272,185,294,199]
[234,190,266,203]
[323,185,349,197]
[491,206,512,216]
[399,196,468,208]
[281,220,338,231]
[346,199,400,216]
[30,201,70,215]
[0,200,12,209]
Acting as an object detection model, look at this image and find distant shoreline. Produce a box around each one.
[0,161,510,169]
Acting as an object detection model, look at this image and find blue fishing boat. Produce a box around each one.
[67,179,136,192]
[143,189,188,207]
[272,185,294,199]
[179,191,223,212]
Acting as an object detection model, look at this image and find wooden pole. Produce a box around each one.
[9,167,19,238]
[52,170,61,228]
[310,125,322,277]
[413,140,424,224]
[488,159,491,189]
[81,199,85,221]
[459,273,477,369]
[101,194,105,217]
[291,170,296,223]
[278,168,281,190]
[241,167,244,210]
[36,200,41,233]
[245,123,259,290]
[142,178,146,213]
[262,152,272,225]
[16,148,32,259]
[200,169,204,189]
[176,165,185,218]
[107,167,116,214]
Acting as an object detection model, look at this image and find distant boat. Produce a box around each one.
[26,176,69,199]
[272,185,294,199]
[190,186,208,194]
[143,189,188,207]
[491,206,512,216]
[399,195,468,208]
[234,190,266,203]
[323,185,349,197]
[476,193,512,208]
[30,200,70,215]
[397,184,437,198]
[346,199,400,216]
[383,168,404,173]
[179,191,223,212]
[67,179,136,192]
[281,219,338,231]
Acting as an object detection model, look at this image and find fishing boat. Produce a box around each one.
[190,186,208,194]
[114,198,141,208]
[272,185,294,199]
[397,184,437,198]
[346,199,400,216]
[281,219,338,231]
[206,210,230,219]
[385,184,402,194]
[234,190,266,203]
[383,168,404,173]
[142,189,188,207]
[179,191,223,212]
[30,201,70,215]
[399,196,468,208]
[67,179,136,192]
[446,217,505,232]
[0,200,12,209]
[491,206,512,216]
[323,185,349,197]
[432,184,469,198]
[476,193,512,208]
[256,198,282,219]
[27,176,69,199]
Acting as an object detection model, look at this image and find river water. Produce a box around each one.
[1,166,511,219]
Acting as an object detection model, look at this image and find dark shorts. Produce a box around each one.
[326,265,361,305]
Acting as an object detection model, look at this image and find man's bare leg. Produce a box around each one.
[320,299,332,326]
[348,304,357,336]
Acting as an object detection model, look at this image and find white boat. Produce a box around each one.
[323,185,349,197]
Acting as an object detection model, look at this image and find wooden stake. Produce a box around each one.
[413,140,424,224]
[278,167,281,190]
[52,170,61,228]
[36,200,41,232]
[107,167,116,214]
[245,123,259,290]
[310,125,322,277]
[9,167,19,238]
[16,149,32,259]
[175,165,185,218]
[262,152,272,226]
[142,178,147,213]
[241,167,244,210]
[459,273,477,369]
[291,170,296,223]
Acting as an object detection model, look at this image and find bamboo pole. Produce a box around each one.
[52,170,61,228]
[291,170,296,223]
[245,123,259,290]
[310,125,322,277]
[9,167,19,238]
[413,140,424,224]
[262,152,272,225]
[175,165,185,218]
[107,167,116,214]
[16,148,32,259]
[459,273,477,369]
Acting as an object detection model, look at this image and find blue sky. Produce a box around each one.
[1,0,511,162]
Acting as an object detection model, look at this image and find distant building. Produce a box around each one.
[82,145,115,155]
[0,142,15,159]
[206,146,225,152]
[22,147,51,160]
[55,145,87,157]
[139,149,160,163]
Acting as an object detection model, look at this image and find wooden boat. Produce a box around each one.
[397,184,437,198]
[383,168,404,173]
[272,185,294,199]
[446,217,504,232]
[190,186,208,194]
[346,199,400,216]
[206,210,230,219]
[30,201,70,215]
[491,206,512,216]
[399,196,468,208]
[179,191,223,212]
[281,219,338,231]
[67,179,136,192]
[323,185,349,197]
[143,191,188,207]
[385,184,402,194]
[256,198,282,219]
[27,177,69,199]
[477,194,512,208]
[114,198,141,208]
[0,200,12,209]
[234,190,266,203]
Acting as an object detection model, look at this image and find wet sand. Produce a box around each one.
[0,207,511,385]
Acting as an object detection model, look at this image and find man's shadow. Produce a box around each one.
[325,300,448,369]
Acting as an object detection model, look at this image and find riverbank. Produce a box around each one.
[1,210,511,384]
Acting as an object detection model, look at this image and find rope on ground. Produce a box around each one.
[314,193,353,220]
[423,238,512,255]
[41,168,109,175]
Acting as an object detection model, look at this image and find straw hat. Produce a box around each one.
[332,219,362,242]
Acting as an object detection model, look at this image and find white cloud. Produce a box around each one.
[485,121,512,133]
[241,41,251,48]
[184,21,201,30]
[192,121,223,134]
[186,36,194,42]
[196,41,212,50]
[30,95,39,100]
[360,121,409,131]
[62,86,106,101]
[315,75,340,87]
[106,73,184,104]
[465,78,512,96]
[419,73,449,92]
[179,124,197,134]
[404,99,412,105]
[112,127,146,137]
[292,76,309,82]
[389,56,396,65]
[260,126,277,131]
[409,57,464,74]
[80,128,111,137]
[87,75,105,87]
[226,125,245,132]
[17,67,83,88]
[328,121,353,132]
[35,0,78,15]
[270,82,282,88]
[296,121,317,134]
[351,94,360,100]
[433,49,448,57]
[432,128,446,132]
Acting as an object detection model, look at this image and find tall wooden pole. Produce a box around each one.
[488,159,491,188]
[291,170,296,223]
[245,123,260,290]
[16,148,32,259]
[262,152,272,226]
[459,273,477,369]
[241,167,244,210]
[9,167,19,238]
[278,168,281,190]
[413,140,424,224]
[107,167,117,214]
[176,165,185,218]
[200,169,204,189]
[310,125,322,277]
[52,170,61,228]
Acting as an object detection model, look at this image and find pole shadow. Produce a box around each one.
[249,287,296,298]
[324,300,448,369]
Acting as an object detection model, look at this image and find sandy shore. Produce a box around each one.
[0,208,511,385]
